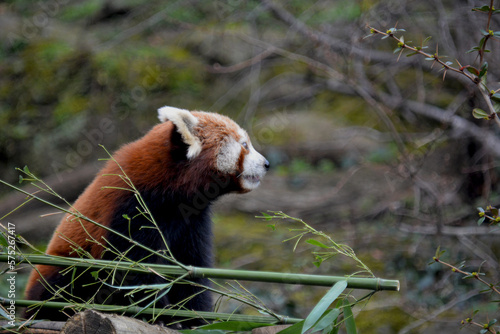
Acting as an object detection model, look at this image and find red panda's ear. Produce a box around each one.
[158,106,202,159]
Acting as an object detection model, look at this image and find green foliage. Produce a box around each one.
[368,2,500,126]
[0,157,398,332]
[369,2,500,332]
[302,281,347,333]
[257,211,374,276]
[476,205,500,225]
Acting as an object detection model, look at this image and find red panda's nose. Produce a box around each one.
[264,159,270,170]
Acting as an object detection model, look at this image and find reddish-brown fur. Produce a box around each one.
[25,111,248,305]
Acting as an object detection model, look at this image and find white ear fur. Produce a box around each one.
[157,106,202,159]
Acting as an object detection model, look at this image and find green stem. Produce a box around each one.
[0,297,302,324]
[0,253,400,291]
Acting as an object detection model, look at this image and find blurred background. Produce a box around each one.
[1,0,500,333]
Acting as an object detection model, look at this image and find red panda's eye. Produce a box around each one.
[242,142,248,149]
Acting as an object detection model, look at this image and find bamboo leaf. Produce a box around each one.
[0,233,8,248]
[180,330,226,334]
[199,321,272,331]
[302,281,347,334]
[310,308,341,333]
[277,320,305,334]
[306,239,330,249]
[0,306,11,321]
[342,300,357,334]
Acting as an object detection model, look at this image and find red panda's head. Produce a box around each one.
[157,106,269,193]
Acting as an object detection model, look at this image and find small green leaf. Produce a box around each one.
[472,5,492,12]
[472,108,490,119]
[306,239,330,249]
[267,224,276,231]
[313,255,325,267]
[478,216,486,225]
[467,67,480,75]
[491,93,500,102]
[259,212,274,221]
[18,175,24,184]
[466,46,481,54]
[23,165,30,174]
[434,246,446,259]
[479,36,487,48]
[479,62,488,78]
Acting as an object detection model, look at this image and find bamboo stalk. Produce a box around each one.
[0,297,302,324]
[0,253,400,291]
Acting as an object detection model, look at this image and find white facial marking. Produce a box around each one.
[217,138,241,173]
[240,137,267,191]
[216,127,267,191]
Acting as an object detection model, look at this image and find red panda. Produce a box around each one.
[24,107,269,326]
